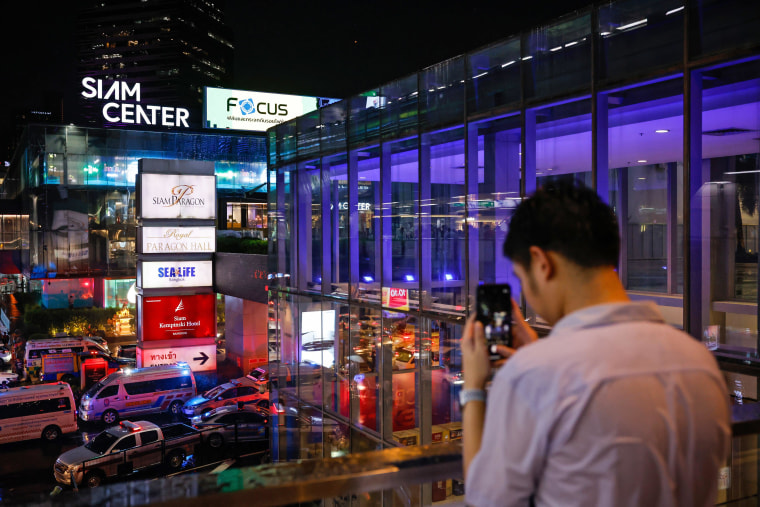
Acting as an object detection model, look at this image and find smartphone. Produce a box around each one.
[476,284,513,359]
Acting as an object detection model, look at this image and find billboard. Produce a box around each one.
[139,173,216,219]
[139,260,213,289]
[137,343,217,372]
[204,87,339,132]
[141,226,216,254]
[139,294,216,341]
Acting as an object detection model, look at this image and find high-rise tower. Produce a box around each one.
[76,0,234,129]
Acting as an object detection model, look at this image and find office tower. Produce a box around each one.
[76,0,234,129]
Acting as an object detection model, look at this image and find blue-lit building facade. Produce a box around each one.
[267,0,760,502]
[2,124,267,309]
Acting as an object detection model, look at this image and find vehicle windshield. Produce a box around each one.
[84,381,105,398]
[203,386,224,400]
[85,431,119,454]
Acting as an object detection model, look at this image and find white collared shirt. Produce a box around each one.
[466,302,731,507]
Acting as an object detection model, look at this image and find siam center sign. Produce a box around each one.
[81,77,190,127]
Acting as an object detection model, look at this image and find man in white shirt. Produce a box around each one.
[461,183,731,506]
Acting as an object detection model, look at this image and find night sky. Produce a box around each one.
[0,0,589,160]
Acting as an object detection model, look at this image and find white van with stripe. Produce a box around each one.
[0,382,78,444]
[79,363,196,425]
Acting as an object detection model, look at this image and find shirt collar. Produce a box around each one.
[549,301,666,336]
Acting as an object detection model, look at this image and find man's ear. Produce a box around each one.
[528,246,556,282]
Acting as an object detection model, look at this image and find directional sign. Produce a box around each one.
[137,343,217,372]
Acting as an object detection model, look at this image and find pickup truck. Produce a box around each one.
[54,420,201,488]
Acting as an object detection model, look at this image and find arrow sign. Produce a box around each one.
[194,351,209,366]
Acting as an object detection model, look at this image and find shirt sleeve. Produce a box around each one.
[465,368,547,507]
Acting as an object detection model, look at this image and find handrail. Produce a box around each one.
[45,443,463,507]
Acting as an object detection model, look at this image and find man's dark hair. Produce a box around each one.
[503,182,620,269]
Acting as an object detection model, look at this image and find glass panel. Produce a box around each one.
[297,109,320,158]
[524,13,592,100]
[354,145,381,302]
[693,0,760,58]
[45,152,64,184]
[349,90,382,146]
[274,165,296,289]
[325,301,349,420]
[467,114,523,301]
[350,307,381,433]
[606,78,684,324]
[422,127,466,315]
[276,120,297,164]
[324,153,349,298]
[387,311,419,445]
[534,98,593,189]
[296,160,322,293]
[598,0,684,82]
[380,74,418,140]
[467,37,521,116]
[384,137,419,309]
[695,59,760,359]
[420,57,465,132]
[320,100,347,153]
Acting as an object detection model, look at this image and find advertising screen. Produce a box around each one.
[139,294,216,341]
[300,310,336,367]
[204,87,339,132]
[137,343,217,372]
[139,173,216,219]
[141,226,216,254]
[139,260,213,289]
[382,287,410,311]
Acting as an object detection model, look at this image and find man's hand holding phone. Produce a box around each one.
[461,298,538,390]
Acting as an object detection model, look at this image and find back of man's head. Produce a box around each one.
[503,183,620,269]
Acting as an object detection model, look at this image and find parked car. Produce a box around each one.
[0,347,11,366]
[190,405,269,448]
[54,420,202,488]
[182,375,265,418]
[0,370,19,386]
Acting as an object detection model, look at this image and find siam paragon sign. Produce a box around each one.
[138,174,216,219]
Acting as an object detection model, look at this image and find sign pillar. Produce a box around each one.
[135,159,218,373]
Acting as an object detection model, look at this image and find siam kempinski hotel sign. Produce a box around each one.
[140,226,216,254]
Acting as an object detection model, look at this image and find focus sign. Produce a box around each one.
[137,344,217,372]
[139,260,213,289]
[141,226,216,254]
[139,294,216,341]
[139,173,216,220]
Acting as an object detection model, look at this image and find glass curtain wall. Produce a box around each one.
[268,2,760,503]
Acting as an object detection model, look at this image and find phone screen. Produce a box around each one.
[476,284,513,357]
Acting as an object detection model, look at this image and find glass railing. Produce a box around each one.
[10,406,760,506]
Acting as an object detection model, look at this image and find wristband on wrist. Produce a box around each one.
[459,388,487,409]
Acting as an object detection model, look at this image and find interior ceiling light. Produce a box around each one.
[637,160,648,163]
[655,129,670,133]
